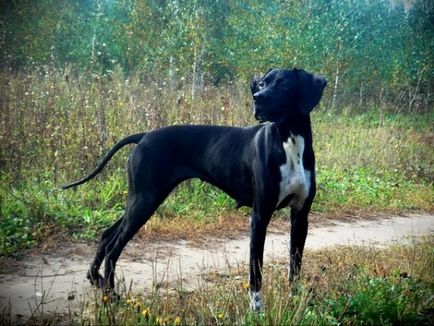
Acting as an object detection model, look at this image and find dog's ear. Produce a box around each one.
[296,69,327,114]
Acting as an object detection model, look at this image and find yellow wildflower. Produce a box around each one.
[216,312,224,320]
[156,316,169,325]
[242,281,250,289]
[174,316,182,325]
[142,308,150,318]
[102,295,109,303]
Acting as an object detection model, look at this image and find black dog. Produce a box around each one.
[63,68,326,310]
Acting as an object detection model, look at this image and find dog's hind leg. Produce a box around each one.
[87,216,124,287]
[102,191,164,290]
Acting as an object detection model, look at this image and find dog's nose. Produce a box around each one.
[321,78,327,87]
[315,75,327,88]
[253,92,265,103]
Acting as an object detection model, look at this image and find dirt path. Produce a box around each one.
[1,214,433,320]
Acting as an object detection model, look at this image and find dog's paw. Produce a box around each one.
[86,270,113,293]
[250,291,264,311]
[87,270,103,287]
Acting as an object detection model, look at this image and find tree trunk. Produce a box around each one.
[331,64,339,110]
[191,43,206,100]
[168,55,176,90]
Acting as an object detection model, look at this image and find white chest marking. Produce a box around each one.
[277,134,311,210]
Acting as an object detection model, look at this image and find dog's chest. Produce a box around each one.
[277,134,310,210]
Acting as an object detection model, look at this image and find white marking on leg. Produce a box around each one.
[250,290,263,311]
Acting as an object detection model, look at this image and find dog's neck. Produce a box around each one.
[274,113,312,143]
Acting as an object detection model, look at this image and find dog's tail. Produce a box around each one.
[62,133,146,189]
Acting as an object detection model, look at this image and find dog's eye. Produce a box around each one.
[258,81,265,88]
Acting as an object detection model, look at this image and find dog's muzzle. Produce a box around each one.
[253,106,267,122]
[253,92,268,122]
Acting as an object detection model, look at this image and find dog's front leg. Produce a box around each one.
[249,211,272,311]
[288,206,310,281]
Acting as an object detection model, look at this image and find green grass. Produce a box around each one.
[1,111,433,254]
[1,162,432,254]
[27,237,430,325]
[315,167,433,213]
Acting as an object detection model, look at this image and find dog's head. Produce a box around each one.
[251,68,327,122]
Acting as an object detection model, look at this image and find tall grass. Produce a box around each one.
[1,68,433,254]
[0,66,253,181]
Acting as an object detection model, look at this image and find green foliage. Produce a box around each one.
[0,0,432,110]
[0,172,125,254]
[328,276,427,325]
[0,186,37,254]
[157,180,236,222]
[315,167,431,212]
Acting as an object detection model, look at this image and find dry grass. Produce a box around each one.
[137,213,250,246]
[0,67,254,181]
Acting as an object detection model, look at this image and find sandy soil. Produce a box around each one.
[0,213,433,321]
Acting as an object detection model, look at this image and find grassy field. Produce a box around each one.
[0,69,433,254]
